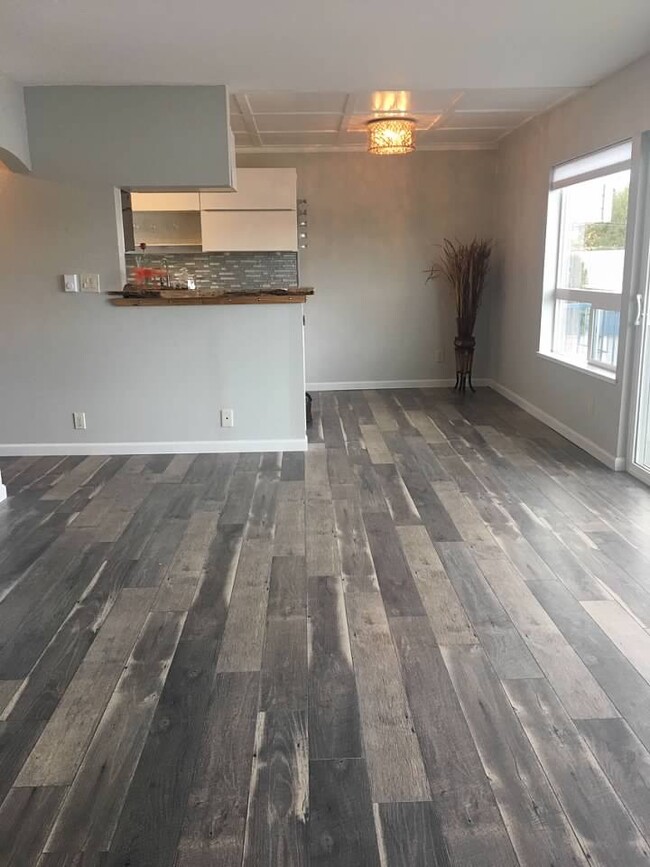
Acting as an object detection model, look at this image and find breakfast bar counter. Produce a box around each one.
[111,288,314,307]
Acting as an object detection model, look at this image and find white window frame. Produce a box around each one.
[539,141,633,378]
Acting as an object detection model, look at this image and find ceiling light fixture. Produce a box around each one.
[367,117,416,155]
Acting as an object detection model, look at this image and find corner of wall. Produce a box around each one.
[0,73,31,172]
[486,379,625,471]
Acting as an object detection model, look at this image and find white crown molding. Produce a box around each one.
[0,438,308,457]
[494,87,586,145]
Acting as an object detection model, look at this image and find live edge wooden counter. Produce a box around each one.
[111,289,313,307]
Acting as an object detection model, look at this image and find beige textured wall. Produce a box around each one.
[493,52,650,463]
[239,151,499,387]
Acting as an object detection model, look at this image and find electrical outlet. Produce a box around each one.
[63,274,79,293]
[435,349,445,363]
[72,412,87,430]
[80,273,101,293]
[220,409,234,428]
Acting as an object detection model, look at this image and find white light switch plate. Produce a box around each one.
[80,273,101,293]
[64,274,79,293]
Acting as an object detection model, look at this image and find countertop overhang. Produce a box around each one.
[110,288,313,307]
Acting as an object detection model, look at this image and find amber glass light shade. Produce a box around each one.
[367,117,416,155]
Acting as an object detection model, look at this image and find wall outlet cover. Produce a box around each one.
[220,409,234,428]
[72,411,87,430]
[64,274,80,293]
[80,273,101,293]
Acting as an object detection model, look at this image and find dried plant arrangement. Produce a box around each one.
[426,238,492,392]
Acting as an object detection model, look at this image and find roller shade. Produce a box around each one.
[550,140,632,190]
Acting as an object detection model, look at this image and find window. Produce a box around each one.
[540,141,632,375]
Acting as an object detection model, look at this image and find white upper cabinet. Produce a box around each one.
[130,169,298,251]
[200,168,297,211]
[201,210,297,252]
[131,192,200,212]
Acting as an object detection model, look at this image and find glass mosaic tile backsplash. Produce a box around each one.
[126,251,298,291]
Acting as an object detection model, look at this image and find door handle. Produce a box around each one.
[634,294,645,326]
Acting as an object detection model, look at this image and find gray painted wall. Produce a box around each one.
[493,51,650,464]
[0,170,306,450]
[25,86,233,189]
[0,74,30,172]
[0,87,305,452]
[239,151,498,387]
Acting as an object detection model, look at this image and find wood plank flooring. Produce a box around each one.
[2,387,650,865]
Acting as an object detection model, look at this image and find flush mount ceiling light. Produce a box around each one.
[367,117,416,155]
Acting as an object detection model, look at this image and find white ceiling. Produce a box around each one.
[2,0,649,152]
[230,88,579,151]
[2,0,650,92]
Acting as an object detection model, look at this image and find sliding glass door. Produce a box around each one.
[629,135,650,484]
[631,279,650,480]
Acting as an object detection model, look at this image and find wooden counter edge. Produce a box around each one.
[110,290,313,307]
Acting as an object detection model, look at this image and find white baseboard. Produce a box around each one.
[307,378,491,391]
[0,437,308,457]
[486,379,624,471]
[306,377,623,470]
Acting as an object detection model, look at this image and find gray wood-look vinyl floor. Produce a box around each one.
[1,387,650,865]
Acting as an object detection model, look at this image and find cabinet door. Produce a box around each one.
[131,192,200,212]
[201,210,297,252]
[121,190,135,252]
[200,169,296,211]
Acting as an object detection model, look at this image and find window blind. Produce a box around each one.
[550,140,632,189]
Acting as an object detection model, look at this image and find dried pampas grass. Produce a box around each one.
[426,238,492,335]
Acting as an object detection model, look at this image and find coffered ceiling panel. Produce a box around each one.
[244,91,349,114]
[233,131,255,147]
[445,110,533,129]
[419,127,507,144]
[254,114,342,132]
[350,90,460,115]
[259,131,341,146]
[229,113,249,133]
[231,87,581,152]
